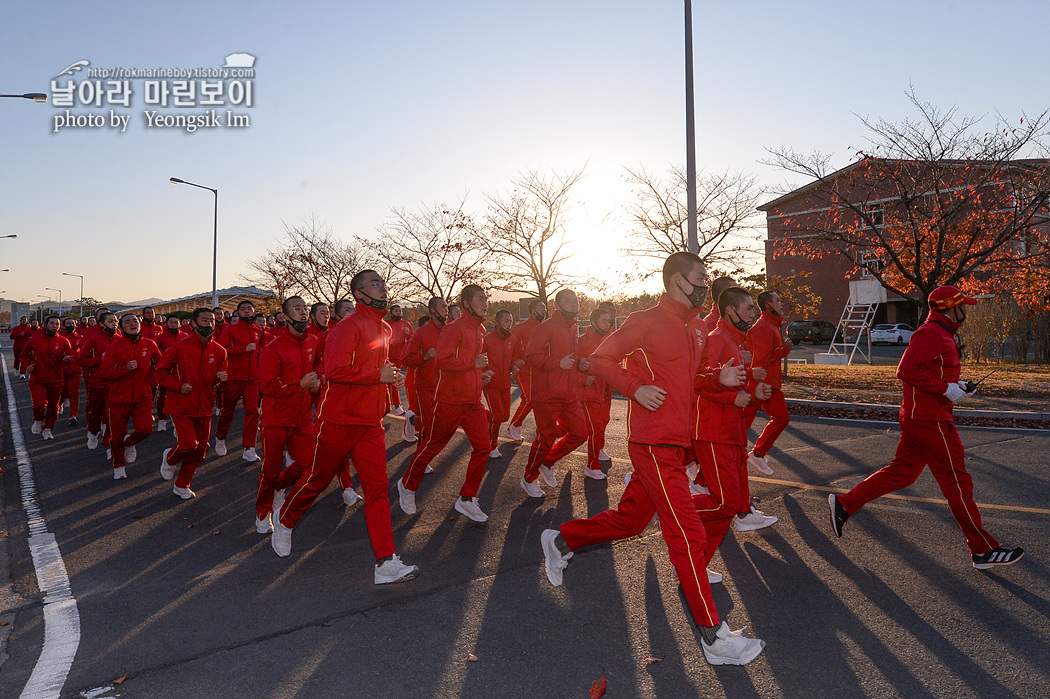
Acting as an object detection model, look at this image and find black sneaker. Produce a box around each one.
[972,546,1024,570]
[69,416,78,426]
[829,494,849,537]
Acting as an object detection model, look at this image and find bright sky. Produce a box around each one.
[2,0,1049,306]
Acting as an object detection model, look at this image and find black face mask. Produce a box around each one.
[125,333,141,343]
[143,318,154,325]
[497,325,511,338]
[289,318,310,334]
[195,325,215,340]
[391,314,403,322]
[680,279,709,309]
[594,325,610,337]
[727,307,753,333]
[45,328,58,337]
[531,311,547,323]
[433,313,447,326]
[102,326,116,335]
[168,326,180,335]
[558,308,578,321]
[357,291,387,311]
[63,326,76,335]
[764,303,781,318]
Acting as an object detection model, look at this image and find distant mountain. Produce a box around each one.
[106,297,165,308]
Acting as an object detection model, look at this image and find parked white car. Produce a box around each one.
[871,323,914,345]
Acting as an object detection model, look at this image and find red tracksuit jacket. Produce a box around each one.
[139,322,163,342]
[155,328,187,355]
[578,327,612,404]
[155,335,229,417]
[388,318,414,364]
[78,331,117,390]
[694,318,750,447]
[10,322,32,356]
[316,304,391,426]
[402,319,444,392]
[433,312,486,405]
[219,319,264,381]
[897,310,963,422]
[483,327,515,392]
[525,312,583,403]
[60,329,84,376]
[20,332,73,385]
[591,295,722,448]
[744,311,791,390]
[509,316,540,371]
[259,327,320,428]
[99,335,162,403]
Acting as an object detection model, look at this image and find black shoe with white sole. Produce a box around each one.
[828,493,849,537]
[972,546,1024,570]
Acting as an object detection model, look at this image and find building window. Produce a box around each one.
[862,203,884,227]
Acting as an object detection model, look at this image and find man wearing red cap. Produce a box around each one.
[829,285,1024,570]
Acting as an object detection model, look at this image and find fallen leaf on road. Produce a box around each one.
[114,672,128,685]
[450,515,456,521]
[645,656,663,664]
[0,621,9,626]
[213,531,221,536]
[590,672,607,698]
[133,515,143,519]
[886,428,891,433]
[467,652,478,662]
[187,524,194,528]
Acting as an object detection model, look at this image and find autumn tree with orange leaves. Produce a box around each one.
[764,88,1050,312]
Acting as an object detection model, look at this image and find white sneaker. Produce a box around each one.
[124,445,137,463]
[489,448,502,459]
[397,479,417,515]
[690,483,711,496]
[272,519,292,557]
[113,466,127,480]
[402,412,418,442]
[540,529,573,586]
[87,432,99,450]
[374,554,419,584]
[584,468,607,480]
[391,405,405,416]
[214,406,220,416]
[19,373,26,380]
[173,485,196,499]
[454,497,489,522]
[283,451,293,468]
[520,476,544,498]
[106,448,111,459]
[747,451,774,475]
[732,507,779,532]
[708,568,723,584]
[685,461,699,482]
[31,420,43,434]
[424,466,434,474]
[701,621,765,666]
[41,429,54,440]
[598,449,611,461]
[215,438,227,456]
[58,400,66,415]
[242,447,260,463]
[538,465,558,488]
[156,419,167,431]
[506,424,523,442]
[256,514,274,534]
[342,487,363,507]
[160,448,175,480]
[101,422,106,434]
[272,488,286,519]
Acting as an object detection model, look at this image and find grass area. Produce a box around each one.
[781,363,1050,412]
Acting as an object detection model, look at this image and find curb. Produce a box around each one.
[785,397,1050,423]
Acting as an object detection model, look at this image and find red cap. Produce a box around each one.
[928,285,978,311]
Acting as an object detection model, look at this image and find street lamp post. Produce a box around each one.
[684,0,698,255]
[63,273,84,318]
[169,177,218,308]
[36,294,51,323]
[45,287,63,314]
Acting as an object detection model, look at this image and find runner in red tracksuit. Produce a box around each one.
[78,314,119,449]
[216,301,264,461]
[830,286,1024,570]
[255,298,321,534]
[505,300,547,441]
[398,286,493,522]
[578,308,615,473]
[308,310,360,501]
[154,317,187,431]
[401,299,447,445]
[59,319,84,425]
[10,317,31,375]
[483,310,515,457]
[540,253,764,665]
[156,309,228,498]
[20,316,73,437]
[743,294,793,475]
[521,290,591,495]
[272,271,419,585]
[100,315,162,477]
[387,304,413,412]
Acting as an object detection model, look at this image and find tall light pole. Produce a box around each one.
[170,177,218,308]
[36,294,51,322]
[684,0,698,254]
[63,272,84,318]
[45,287,63,312]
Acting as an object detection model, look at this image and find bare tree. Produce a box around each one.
[621,165,765,276]
[361,200,486,304]
[477,167,584,302]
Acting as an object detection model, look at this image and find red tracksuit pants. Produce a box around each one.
[412,384,436,444]
[405,370,419,414]
[166,416,212,488]
[581,398,611,469]
[61,373,81,417]
[401,401,490,497]
[692,440,749,556]
[29,381,62,430]
[256,423,315,520]
[387,364,403,407]
[216,379,260,448]
[743,388,790,458]
[484,386,511,450]
[157,385,170,420]
[86,385,110,443]
[108,400,154,468]
[523,400,588,483]
[560,443,721,628]
[838,417,1000,555]
[279,422,395,562]
[509,368,533,427]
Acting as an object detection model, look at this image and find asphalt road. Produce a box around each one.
[2,351,1048,698]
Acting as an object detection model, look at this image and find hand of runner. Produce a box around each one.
[634,385,667,411]
[734,391,752,408]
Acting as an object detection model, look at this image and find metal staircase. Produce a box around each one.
[826,280,887,365]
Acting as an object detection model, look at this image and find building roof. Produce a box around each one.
[123,285,276,312]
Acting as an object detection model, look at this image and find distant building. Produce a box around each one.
[127,285,277,316]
